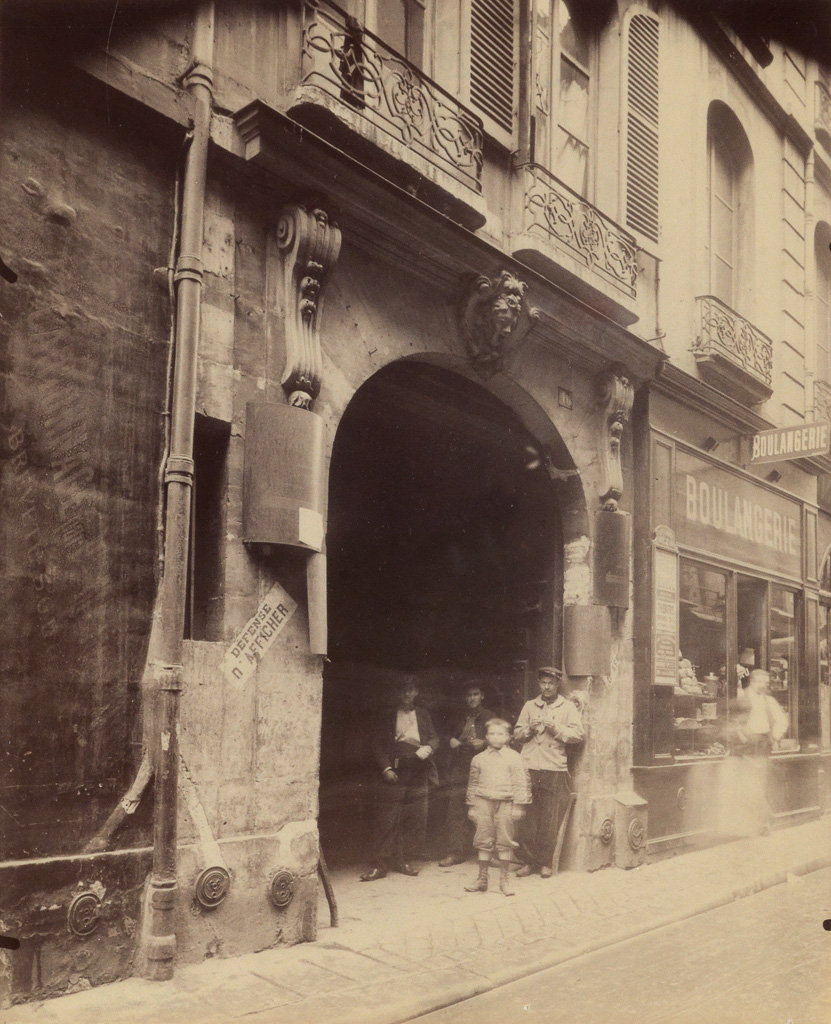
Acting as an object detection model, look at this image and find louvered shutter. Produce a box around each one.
[626,13,659,242]
[470,0,515,135]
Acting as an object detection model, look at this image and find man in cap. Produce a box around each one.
[513,666,584,877]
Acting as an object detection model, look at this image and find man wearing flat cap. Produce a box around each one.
[513,666,584,877]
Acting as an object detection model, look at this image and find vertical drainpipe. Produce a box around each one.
[805,146,816,418]
[142,0,214,982]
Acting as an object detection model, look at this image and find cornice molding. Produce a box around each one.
[653,362,831,476]
[686,9,813,156]
[224,101,666,388]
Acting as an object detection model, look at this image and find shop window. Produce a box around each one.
[624,10,660,242]
[555,0,591,196]
[769,584,799,750]
[674,562,728,758]
[706,102,754,314]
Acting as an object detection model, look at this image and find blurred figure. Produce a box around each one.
[717,669,788,837]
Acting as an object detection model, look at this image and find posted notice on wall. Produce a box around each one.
[223,582,297,687]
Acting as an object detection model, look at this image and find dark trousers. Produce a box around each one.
[443,754,475,859]
[519,769,571,869]
[371,759,430,866]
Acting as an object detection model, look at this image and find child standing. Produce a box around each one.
[464,718,532,896]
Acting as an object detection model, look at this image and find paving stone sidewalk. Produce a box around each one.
[7,815,830,1024]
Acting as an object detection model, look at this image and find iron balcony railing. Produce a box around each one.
[300,0,484,193]
[519,163,639,297]
[694,295,773,389]
[814,378,831,421]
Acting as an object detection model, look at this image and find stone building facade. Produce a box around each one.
[0,0,828,1006]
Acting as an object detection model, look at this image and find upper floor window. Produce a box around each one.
[706,102,754,312]
[376,0,426,68]
[624,10,659,242]
[816,223,831,383]
[555,0,591,196]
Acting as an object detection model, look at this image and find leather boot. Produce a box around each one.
[499,860,515,896]
[464,861,489,892]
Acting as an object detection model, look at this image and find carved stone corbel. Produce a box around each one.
[275,202,342,408]
[596,364,635,510]
[459,270,538,377]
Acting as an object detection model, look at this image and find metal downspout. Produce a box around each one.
[141,0,214,982]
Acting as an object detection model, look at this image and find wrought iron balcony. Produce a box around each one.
[516,163,639,300]
[297,0,483,196]
[814,378,831,421]
[815,81,831,148]
[693,295,773,404]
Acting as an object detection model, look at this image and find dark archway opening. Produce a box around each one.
[320,361,562,866]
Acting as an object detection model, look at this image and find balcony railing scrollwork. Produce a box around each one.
[520,163,639,298]
[693,295,773,403]
[299,0,483,193]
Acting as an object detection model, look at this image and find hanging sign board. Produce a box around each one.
[224,582,297,687]
[750,421,830,464]
[652,526,679,687]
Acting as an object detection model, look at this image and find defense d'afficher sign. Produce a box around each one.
[750,421,830,464]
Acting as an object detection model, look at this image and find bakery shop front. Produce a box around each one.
[632,423,827,856]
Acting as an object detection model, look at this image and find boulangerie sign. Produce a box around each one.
[673,450,802,578]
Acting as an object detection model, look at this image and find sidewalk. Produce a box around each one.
[7,815,831,1024]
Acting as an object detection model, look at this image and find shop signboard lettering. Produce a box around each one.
[673,450,802,578]
[750,421,830,464]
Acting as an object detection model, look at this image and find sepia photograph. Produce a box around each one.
[0,1,830,1021]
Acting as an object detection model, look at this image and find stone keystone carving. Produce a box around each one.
[596,364,635,511]
[276,202,342,408]
[459,270,538,376]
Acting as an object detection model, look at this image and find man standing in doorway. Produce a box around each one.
[513,666,584,877]
[438,683,494,867]
[360,678,440,881]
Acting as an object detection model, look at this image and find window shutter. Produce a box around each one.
[470,0,515,134]
[625,13,659,242]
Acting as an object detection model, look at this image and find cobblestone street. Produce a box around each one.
[5,816,830,1024]
[417,866,831,1024]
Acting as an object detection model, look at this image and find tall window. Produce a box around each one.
[706,103,754,311]
[376,0,426,67]
[625,11,660,242]
[815,224,831,384]
[556,0,591,196]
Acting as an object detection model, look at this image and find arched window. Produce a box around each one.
[706,102,754,313]
[815,222,831,385]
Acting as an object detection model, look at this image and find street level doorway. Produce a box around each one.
[320,361,563,866]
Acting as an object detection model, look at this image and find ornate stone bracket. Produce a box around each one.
[459,270,538,377]
[596,364,635,511]
[276,202,342,408]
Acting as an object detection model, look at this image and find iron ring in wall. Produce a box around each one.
[269,870,295,909]
[68,892,102,937]
[195,866,231,909]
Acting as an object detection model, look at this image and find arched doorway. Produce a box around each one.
[319,361,567,866]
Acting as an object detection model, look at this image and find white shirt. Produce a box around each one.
[395,708,420,744]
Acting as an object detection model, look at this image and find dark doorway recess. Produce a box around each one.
[321,361,562,866]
